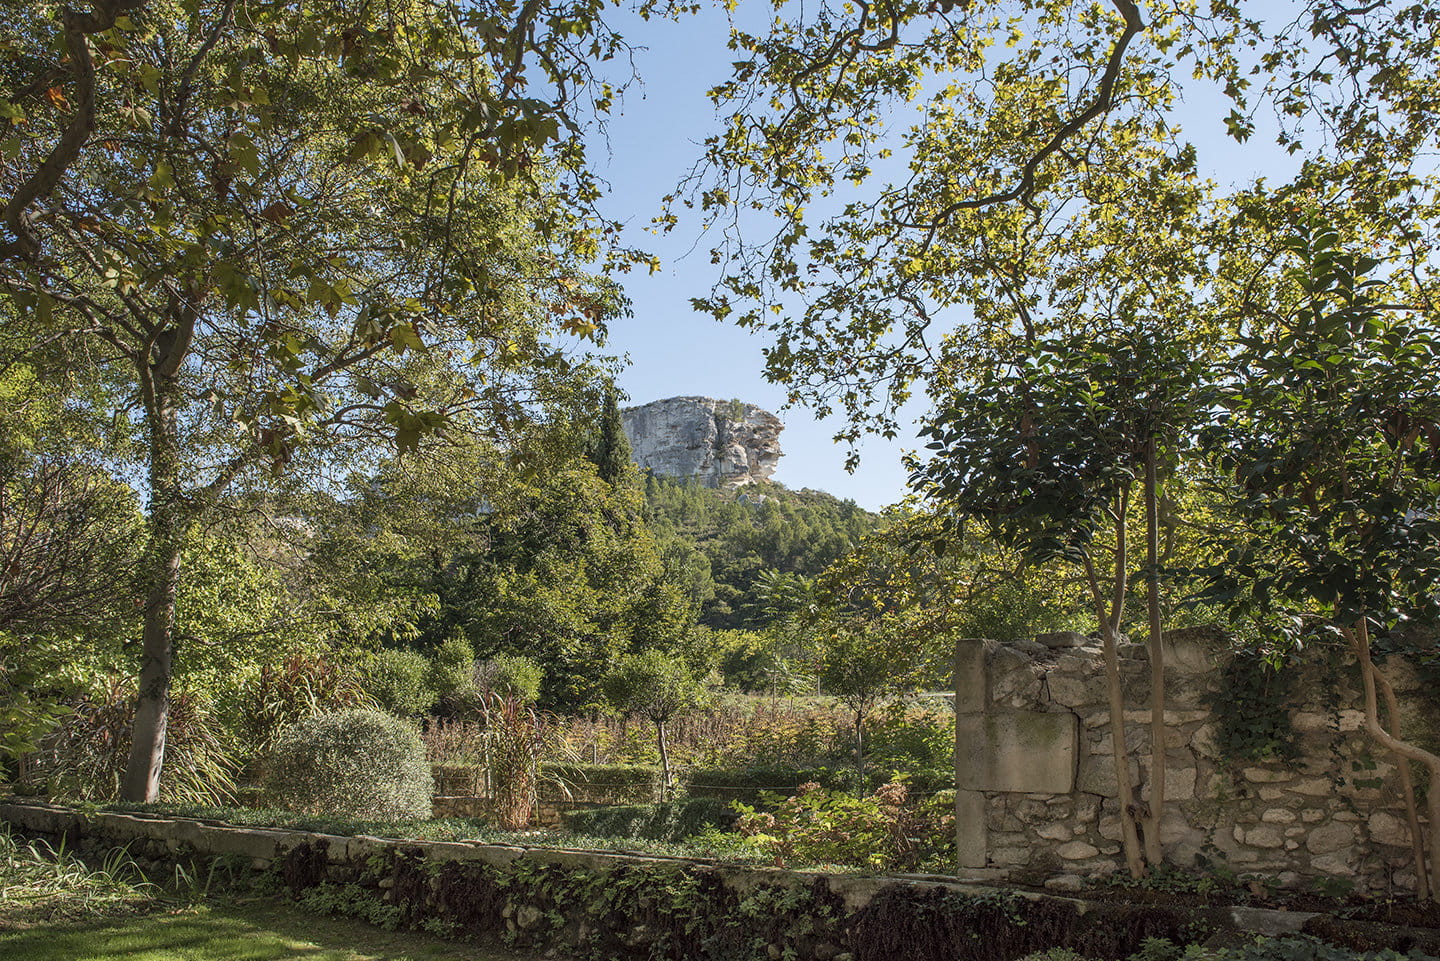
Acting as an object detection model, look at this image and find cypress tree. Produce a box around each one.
[596,388,633,484]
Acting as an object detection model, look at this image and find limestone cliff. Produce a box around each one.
[621,397,782,489]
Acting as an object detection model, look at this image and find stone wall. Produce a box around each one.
[2,800,1357,960]
[954,630,1435,894]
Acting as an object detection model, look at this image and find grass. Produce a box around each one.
[0,900,539,961]
[0,826,543,960]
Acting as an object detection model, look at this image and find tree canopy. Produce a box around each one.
[0,0,636,799]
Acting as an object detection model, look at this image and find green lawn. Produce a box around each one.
[0,899,542,961]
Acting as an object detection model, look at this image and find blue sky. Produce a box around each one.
[586,7,1298,511]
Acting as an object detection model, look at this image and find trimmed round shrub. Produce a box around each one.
[364,649,435,717]
[260,709,433,820]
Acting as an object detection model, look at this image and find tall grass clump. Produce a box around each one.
[0,828,156,925]
[18,676,237,805]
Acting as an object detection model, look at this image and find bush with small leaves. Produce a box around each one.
[364,649,435,718]
[428,635,476,700]
[475,654,544,704]
[260,709,433,820]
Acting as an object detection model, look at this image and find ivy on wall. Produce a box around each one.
[1204,647,1300,766]
[267,837,1201,961]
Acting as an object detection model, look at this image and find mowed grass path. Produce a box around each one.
[0,899,543,961]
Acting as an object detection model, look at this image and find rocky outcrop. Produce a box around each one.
[621,397,782,489]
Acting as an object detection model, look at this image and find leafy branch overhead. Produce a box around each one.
[677,0,1440,457]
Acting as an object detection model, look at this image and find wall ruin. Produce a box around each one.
[954,630,1435,894]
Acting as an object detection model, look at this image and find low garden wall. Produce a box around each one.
[954,630,1436,894]
[1,800,1375,961]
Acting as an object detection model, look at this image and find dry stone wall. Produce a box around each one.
[954,630,1435,895]
[2,800,1370,960]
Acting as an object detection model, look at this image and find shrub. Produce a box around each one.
[260,709,433,820]
[865,701,955,771]
[364,649,435,718]
[486,695,555,829]
[228,653,373,753]
[475,654,544,704]
[427,636,476,704]
[1161,938,1414,961]
[684,764,848,802]
[734,780,952,870]
[19,676,236,805]
[562,797,737,842]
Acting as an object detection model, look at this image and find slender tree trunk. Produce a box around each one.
[855,708,866,794]
[1375,653,1431,899]
[121,383,184,802]
[656,719,671,800]
[1083,490,1145,879]
[1349,619,1440,902]
[1143,438,1166,867]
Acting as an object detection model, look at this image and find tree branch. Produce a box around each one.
[0,0,145,261]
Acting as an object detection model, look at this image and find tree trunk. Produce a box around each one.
[656,719,671,800]
[1143,438,1166,867]
[1350,620,1440,902]
[121,383,184,802]
[1083,493,1145,879]
[855,708,866,794]
[1099,615,1146,878]
[1374,648,1431,899]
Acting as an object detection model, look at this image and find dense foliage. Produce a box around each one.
[642,475,880,629]
[260,709,433,821]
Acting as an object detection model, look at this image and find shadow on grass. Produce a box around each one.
[0,899,530,961]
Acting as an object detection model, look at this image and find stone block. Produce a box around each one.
[954,638,989,712]
[1161,626,1222,673]
[1045,671,1102,708]
[1368,811,1410,847]
[1310,853,1355,876]
[1242,825,1286,849]
[193,825,286,861]
[1057,841,1099,860]
[1036,823,1072,842]
[1190,722,1223,758]
[1305,821,1355,855]
[956,712,1077,794]
[954,790,987,868]
[1077,752,1138,797]
[1140,767,1197,802]
[344,835,395,863]
[1336,710,1365,732]
[1159,813,1206,865]
[1037,632,1089,649]
[991,662,1043,709]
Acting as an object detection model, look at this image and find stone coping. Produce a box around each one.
[0,798,1343,940]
